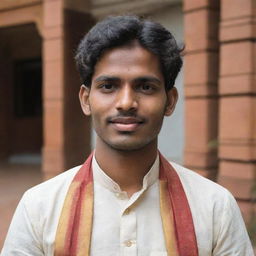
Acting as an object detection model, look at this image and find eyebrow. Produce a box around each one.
[94,75,162,84]
[133,76,162,85]
[94,76,120,83]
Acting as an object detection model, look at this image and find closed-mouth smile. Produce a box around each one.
[108,117,144,132]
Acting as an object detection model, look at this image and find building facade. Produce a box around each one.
[0,0,255,224]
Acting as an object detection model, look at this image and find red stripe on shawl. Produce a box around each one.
[64,154,93,254]
[159,153,198,256]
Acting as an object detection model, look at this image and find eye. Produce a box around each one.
[142,84,151,90]
[138,83,156,94]
[99,83,115,93]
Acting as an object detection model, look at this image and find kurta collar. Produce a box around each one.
[92,154,159,193]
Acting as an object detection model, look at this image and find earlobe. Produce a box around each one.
[165,87,178,116]
[79,85,91,116]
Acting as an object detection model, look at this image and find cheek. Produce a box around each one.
[143,97,167,116]
[89,97,116,129]
[89,93,116,111]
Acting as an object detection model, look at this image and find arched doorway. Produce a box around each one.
[0,23,42,164]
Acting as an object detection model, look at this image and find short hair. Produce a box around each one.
[75,15,183,90]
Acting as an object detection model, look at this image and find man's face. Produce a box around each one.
[79,43,178,151]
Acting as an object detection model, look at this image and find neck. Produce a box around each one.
[94,138,158,196]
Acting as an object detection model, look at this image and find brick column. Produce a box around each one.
[218,0,256,221]
[42,0,93,179]
[183,1,220,179]
[43,0,65,178]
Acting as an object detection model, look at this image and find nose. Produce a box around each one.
[116,85,138,112]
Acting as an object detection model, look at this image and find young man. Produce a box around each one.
[1,15,254,256]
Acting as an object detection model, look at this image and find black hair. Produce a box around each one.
[75,15,183,90]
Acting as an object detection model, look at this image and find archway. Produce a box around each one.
[0,23,42,164]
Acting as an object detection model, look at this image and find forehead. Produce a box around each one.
[92,44,164,81]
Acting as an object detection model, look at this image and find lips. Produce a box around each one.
[108,116,144,132]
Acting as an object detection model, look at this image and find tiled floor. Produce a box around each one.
[0,162,42,250]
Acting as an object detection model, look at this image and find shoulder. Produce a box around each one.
[1,165,82,253]
[170,161,232,200]
[169,161,238,222]
[24,165,81,199]
[170,162,254,254]
[20,165,82,218]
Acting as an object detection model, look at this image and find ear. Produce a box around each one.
[165,87,178,116]
[79,85,91,116]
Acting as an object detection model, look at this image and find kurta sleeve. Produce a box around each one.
[0,192,44,256]
[212,191,254,256]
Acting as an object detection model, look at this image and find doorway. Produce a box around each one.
[0,23,42,164]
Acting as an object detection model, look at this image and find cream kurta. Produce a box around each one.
[1,156,254,256]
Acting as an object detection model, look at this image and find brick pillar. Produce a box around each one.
[183,1,220,179]
[218,0,256,221]
[42,0,93,179]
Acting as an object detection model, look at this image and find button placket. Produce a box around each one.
[120,210,137,256]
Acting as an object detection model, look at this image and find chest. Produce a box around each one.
[90,182,167,256]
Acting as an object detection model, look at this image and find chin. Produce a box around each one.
[103,137,156,152]
[109,144,144,152]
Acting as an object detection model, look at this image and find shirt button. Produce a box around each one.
[115,192,121,198]
[124,240,133,247]
[115,192,126,200]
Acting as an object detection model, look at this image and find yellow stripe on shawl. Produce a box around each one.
[76,183,94,255]
[54,181,81,255]
[159,180,179,256]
